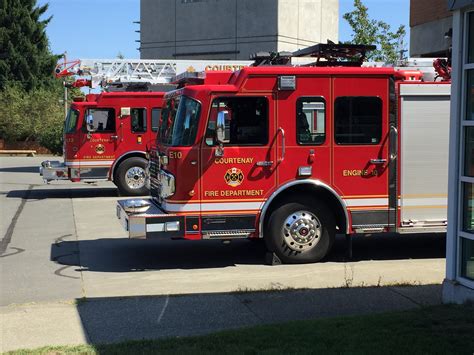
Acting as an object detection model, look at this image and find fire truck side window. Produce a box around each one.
[65,109,79,134]
[131,108,147,133]
[205,97,268,146]
[151,108,161,132]
[334,97,382,145]
[85,108,115,132]
[296,98,326,145]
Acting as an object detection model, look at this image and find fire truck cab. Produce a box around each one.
[117,44,451,263]
[40,91,165,195]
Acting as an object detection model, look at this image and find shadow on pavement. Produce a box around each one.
[7,187,119,199]
[51,233,445,272]
[0,166,39,173]
[329,233,446,262]
[51,238,267,271]
[74,284,442,344]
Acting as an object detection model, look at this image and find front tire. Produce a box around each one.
[114,157,149,196]
[265,198,335,264]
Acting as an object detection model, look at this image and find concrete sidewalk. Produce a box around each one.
[1,284,442,352]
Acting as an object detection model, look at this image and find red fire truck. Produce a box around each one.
[40,58,252,195]
[40,91,166,195]
[116,44,451,263]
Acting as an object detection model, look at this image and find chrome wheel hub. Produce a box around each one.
[282,210,322,252]
[125,166,146,189]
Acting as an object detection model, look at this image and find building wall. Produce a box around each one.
[277,0,338,53]
[410,0,452,57]
[410,0,451,26]
[140,0,338,60]
[410,16,452,57]
[443,2,474,304]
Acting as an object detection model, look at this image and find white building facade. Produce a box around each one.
[139,0,338,60]
[444,0,474,303]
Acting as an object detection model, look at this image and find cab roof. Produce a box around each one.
[165,66,402,98]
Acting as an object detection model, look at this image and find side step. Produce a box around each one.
[202,230,253,239]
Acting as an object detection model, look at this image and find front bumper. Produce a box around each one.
[39,160,69,182]
[116,199,185,239]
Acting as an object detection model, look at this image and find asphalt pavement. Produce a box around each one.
[0,156,447,352]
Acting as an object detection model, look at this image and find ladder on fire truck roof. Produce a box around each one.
[251,43,377,67]
[250,42,451,81]
[54,58,252,90]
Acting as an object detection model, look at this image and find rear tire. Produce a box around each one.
[264,198,335,264]
[114,157,149,196]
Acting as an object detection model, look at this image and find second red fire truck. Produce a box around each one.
[116,44,451,263]
[40,91,166,195]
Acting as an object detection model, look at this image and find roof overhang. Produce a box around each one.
[448,0,474,11]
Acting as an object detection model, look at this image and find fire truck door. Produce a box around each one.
[200,96,277,236]
[77,107,118,180]
[331,77,391,231]
[128,107,149,149]
[276,76,332,187]
[149,107,161,149]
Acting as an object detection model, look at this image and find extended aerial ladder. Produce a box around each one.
[54,57,252,90]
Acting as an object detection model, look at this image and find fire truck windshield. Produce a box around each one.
[160,95,201,147]
[64,108,79,134]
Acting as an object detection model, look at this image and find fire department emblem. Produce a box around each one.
[224,167,244,187]
[95,144,105,155]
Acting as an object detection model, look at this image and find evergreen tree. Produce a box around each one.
[0,0,59,90]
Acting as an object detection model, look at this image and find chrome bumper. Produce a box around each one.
[116,199,184,239]
[39,160,69,182]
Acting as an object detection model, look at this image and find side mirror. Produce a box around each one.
[86,114,95,132]
[216,111,230,144]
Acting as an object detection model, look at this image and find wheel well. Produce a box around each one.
[262,184,347,235]
[110,152,147,181]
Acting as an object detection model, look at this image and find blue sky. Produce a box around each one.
[38,0,410,59]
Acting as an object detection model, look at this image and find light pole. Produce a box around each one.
[63,51,68,117]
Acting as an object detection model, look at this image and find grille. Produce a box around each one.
[149,152,160,200]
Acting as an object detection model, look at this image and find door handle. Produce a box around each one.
[256,161,274,167]
[370,158,387,164]
[390,126,398,162]
[277,127,285,163]
[111,135,119,140]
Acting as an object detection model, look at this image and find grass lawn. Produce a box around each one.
[7,304,474,355]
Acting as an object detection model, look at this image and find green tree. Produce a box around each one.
[0,0,76,154]
[0,0,59,90]
[0,84,65,154]
[343,0,406,64]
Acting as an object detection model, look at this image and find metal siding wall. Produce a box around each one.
[400,88,450,222]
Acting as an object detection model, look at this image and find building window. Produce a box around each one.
[464,127,474,176]
[468,12,474,63]
[458,10,474,286]
[334,97,382,145]
[296,97,325,145]
[463,183,474,233]
[465,71,474,120]
[461,237,474,281]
